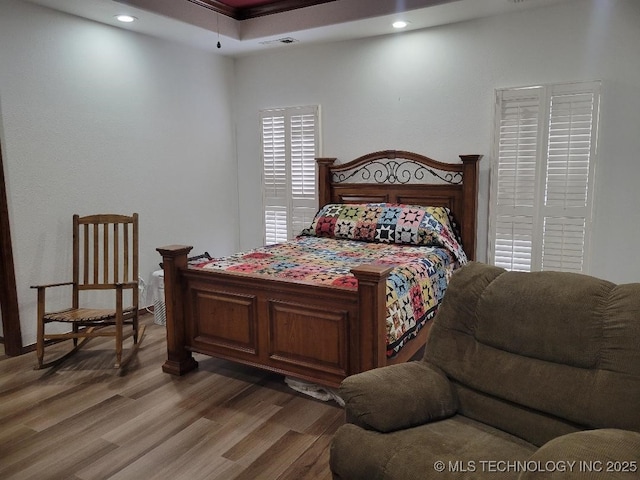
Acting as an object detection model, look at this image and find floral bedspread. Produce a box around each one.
[192,236,461,358]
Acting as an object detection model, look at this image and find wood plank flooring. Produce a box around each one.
[0,315,343,480]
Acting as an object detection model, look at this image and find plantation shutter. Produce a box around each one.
[261,105,319,244]
[489,82,599,273]
[290,111,319,237]
[491,88,542,272]
[262,114,288,244]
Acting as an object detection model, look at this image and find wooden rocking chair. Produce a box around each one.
[32,213,145,370]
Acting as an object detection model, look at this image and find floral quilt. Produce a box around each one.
[193,235,463,358]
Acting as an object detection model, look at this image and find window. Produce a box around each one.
[261,105,320,244]
[488,82,600,273]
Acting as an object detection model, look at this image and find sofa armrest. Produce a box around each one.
[339,360,457,433]
[519,429,640,480]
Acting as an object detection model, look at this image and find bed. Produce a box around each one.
[157,150,481,388]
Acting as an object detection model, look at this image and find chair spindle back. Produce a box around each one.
[73,214,139,291]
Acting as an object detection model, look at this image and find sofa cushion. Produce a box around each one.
[330,415,536,480]
[519,429,640,480]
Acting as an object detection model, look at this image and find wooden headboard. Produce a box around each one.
[317,150,482,261]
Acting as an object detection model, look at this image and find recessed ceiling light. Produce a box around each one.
[115,15,137,23]
[392,21,408,29]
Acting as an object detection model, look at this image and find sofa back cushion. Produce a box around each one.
[425,262,640,446]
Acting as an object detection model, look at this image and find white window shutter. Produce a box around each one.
[489,82,599,273]
[494,215,534,272]
[264,208,288,245]
[545,91,595,209]
[541,216,586,272]
[290,110,319,238]
[262,114,288,244]
[496,89,542,209]
[540,86,599,273]
[290,112,317,197]
[262,115,287,202]
[490,88,543,271]
[261,106,320,244]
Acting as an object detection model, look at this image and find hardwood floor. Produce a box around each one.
[0,315,343,480]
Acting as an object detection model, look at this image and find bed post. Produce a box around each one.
[316,157,336,206]
[156,245,198,376]
[459,154,482,261]
[351,264,393,373]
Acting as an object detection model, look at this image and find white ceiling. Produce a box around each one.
[23,0,573,57]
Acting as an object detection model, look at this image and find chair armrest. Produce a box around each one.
[519,429,640,480]
[30,281,74,289]
[339,360,457,433]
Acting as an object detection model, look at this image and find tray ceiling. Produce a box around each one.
[192,0,337,20]
[23,0,574,56]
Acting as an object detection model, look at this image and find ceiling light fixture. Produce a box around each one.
[216,13,221,49]
[115,14,137,23]
[392,21,408,29]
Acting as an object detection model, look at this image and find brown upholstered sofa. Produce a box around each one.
[330,262,640,479]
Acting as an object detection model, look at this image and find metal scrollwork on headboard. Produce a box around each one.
[332,159,462,185]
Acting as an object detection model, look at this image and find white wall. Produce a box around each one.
[0,0,238,345]
[235,0,640,284]
[2,0,639,348]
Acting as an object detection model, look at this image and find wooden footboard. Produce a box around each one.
[157,245,400,387]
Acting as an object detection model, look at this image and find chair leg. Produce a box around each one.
[115,327,123,369]
[133,313,139,344]
[36,317,45,369]
[115,289,124,368]
[116,324,146,371]
[35,287,46,369]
